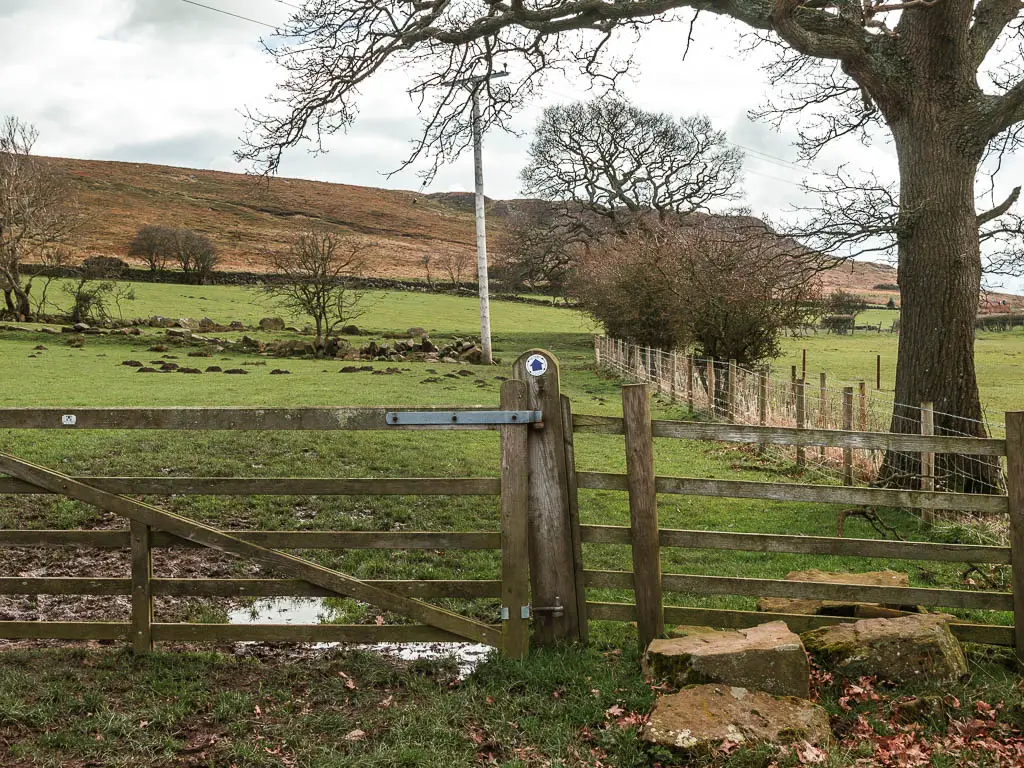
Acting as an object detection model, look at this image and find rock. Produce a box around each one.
[407,326,428,337]
[147,344,169,353]
[148,316,170,328]
[176,318,198,330]
[757,569,921,617]
[197,317,216,332]
[223,368,249,375]
[421,337,437,354]
[188,350,212,358]
[229,321,245,330]
[72,322,90,332]
[441,356,458,364]
[40,327,58,334]
[122,360,143,367]
[802,614,968,683]
[166,328,191,339]
[66,335,85,348]
[259,317,286,331]
[645,622,809,699]
[641,685,831,754]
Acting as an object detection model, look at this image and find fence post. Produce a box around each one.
[130,519,153,654]
[560,394,589,645]
[685,355,694,411]
[794,379,806,467]
[594,337,601,367]
[707,359,716,415]
[858,381,868,431]
[728,359,738,423]
[622,384,663,647]
[842,387,854,486]
[499,379,531,658]
[801,348,807,380]
[757,370,768,456]
[1006,412,1024,664]
[920,401,935,525]
[819,372,827,459]
[876,354,882,390]
[513,349,582,644]
[670,352,679,402]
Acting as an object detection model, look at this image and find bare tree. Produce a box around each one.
[237,0,1024,491]
[0,116,75,320]
[493,202,581,302]
[172,229,219,285]
[263,230,366,354]
[521,99,743,230]
[128,225,175,272]
[438,249,473,288]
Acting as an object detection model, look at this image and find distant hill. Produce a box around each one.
[39,156,1021,308]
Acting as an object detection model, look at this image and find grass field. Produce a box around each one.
[1,283,1023,766]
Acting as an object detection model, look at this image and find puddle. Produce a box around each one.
[228,597,494,677]
[228,598,329,625]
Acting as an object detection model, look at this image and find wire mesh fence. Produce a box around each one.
[594,336,1008,506]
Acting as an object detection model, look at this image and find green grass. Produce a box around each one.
[1,283,1023,766]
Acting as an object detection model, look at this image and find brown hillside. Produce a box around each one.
[50,156,476,277]
[42,156,1021,308]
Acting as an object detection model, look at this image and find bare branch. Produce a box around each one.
[977,184,1021,225]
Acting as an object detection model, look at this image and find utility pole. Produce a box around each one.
[443,69,507,365]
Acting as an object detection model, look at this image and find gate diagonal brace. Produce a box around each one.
[0,452,500,647]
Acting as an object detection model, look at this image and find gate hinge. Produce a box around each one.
[386,410,542,426]
[530,596,564,618]
[500,606,533,621]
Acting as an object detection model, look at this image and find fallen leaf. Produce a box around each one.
[344,729,366,742]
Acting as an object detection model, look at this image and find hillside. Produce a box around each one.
[40,156,1022,308]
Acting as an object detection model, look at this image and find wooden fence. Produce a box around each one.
[1,348,1022,662]
[0,383,537,658]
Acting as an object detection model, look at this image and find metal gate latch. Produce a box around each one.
[386,410,542,426]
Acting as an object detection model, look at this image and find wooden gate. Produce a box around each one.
[0,380,533,658]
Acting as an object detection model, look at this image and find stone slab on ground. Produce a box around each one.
[645,621,810,699]
[757,569,922,617]
[802,613,967,683]
[641,684,832,753]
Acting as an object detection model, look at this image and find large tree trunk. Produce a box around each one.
[881,115,1001,493]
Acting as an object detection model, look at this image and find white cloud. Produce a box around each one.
[1,0,1020,293]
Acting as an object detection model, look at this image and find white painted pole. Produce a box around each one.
[472,91,493,365]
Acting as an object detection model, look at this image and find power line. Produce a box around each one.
[177,0,278,29]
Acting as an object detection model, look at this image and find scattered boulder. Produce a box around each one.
[197,317,216,332]
[259,317,286,331]
[149,316,170,328]
[229,321,245,330]
[166,328,191,339]
[644,622,809,699]
[758,569,921,617]
[407,326,428,337]
[802,614,968,683]
[641,685,831,754]
[72,323,90,332]
[421,338,437,354]
[147,344,169,353]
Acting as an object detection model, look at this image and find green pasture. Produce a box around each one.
[1,283,1022,766]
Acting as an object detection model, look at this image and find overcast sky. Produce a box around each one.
[3,0,1021,293]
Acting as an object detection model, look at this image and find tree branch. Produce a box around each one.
[969,0,1024,68]
[769,0,872,60]
[977,184,1020,225]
